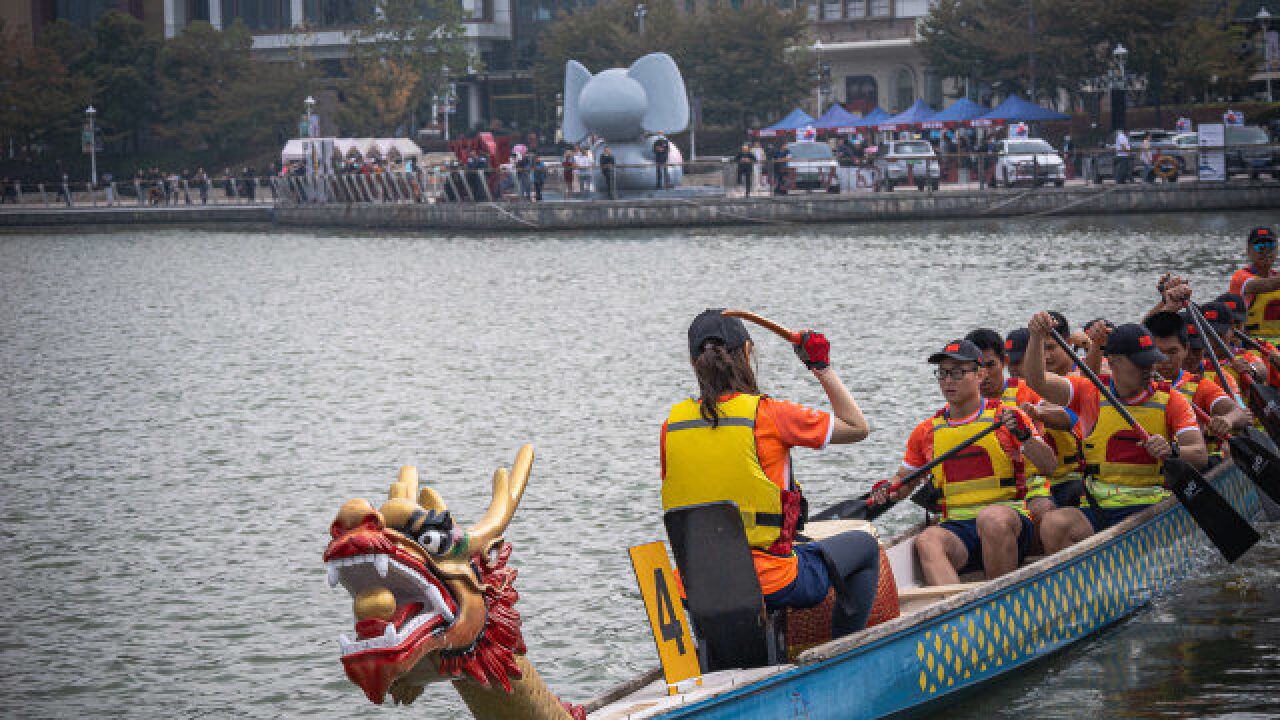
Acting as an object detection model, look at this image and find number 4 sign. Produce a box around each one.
[629,542,702,695]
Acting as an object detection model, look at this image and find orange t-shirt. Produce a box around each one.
[1168,370,1233,416]
[1231,266,1276,307]
[1062,375,1198,440]
[660,395,832,595]
[900,402,1040,472]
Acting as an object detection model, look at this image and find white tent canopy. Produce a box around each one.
[281,137,424,163]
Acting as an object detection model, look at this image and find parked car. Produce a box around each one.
[784,141,840,192]
[993,138,1066,187]
[871,140,941,192]
[1224,125,1280,180]
[1088,129,1180,183]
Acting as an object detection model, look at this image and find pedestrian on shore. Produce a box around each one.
[60,172,72,207]
[561,149,575,196]
[102,171,115,206]
[196,168,209,205]
[1,177,13,204]
[652,132,671,189]
[573,146,593,197]
[734,143,756,197]
[751,140,766,191]
[516,151,533,201]
[599,146,617,200]
[771,143,791,196]
[224,168,236,202]
[1114,128,1131,184]
[532,156,547,202]
[243,167,257,203]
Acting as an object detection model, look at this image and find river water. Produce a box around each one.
[1,212,1278,719]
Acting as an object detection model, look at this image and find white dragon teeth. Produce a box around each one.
[327,563,340,588]
[339,633,353,652]
[383,623,398,643]
[374,554,389,578]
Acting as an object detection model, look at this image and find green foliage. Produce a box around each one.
[338,0,473,135]
[918,0,1257,105]
[530,0,813,132]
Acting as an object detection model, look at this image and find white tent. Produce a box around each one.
[282,137,423,164]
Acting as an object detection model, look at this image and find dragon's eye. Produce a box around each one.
[418,528,452,555]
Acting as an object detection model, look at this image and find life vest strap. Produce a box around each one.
[667,416,756,432]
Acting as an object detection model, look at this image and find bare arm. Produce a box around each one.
[1022,436,1058,476]
[1024,312,1073,405]
[815,367,870,444]
[1029,402,1073,431]
[1242,274,1280,296]
[1209,396,1251,432]
[1174,428,1209,470]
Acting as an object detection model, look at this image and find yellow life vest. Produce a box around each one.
[660,394,792,552]
[997,379,1061,496]
[1243,267,1280,340]
[930,402,1028,521]
[1083,387,1171,508]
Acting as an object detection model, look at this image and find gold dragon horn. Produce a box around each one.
[389,466,419,501]
[466,444,534,552]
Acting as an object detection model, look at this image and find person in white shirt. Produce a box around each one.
[573,147,593,196]
[1114,128,1131,184]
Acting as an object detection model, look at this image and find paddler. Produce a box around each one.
[1146,311,1250,460]
[1198,300,1266,385]
[661,309,880,636]
[966,328,1084,519]
[1229,226,1280,343]
[1024,312,1207,553]
[1220,291,1280,384]
[872,339,1056,585]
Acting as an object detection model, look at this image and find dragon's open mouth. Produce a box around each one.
[326,550,458,657]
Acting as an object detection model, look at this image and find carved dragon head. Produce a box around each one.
[323,445,534,706]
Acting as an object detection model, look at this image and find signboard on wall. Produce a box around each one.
[1198,123,1225,182]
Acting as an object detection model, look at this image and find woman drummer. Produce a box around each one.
[660,308,880,636]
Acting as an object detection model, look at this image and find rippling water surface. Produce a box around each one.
[2,212,1278,719]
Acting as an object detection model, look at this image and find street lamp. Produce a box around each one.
[635,4,646,35]
[303,95,316,137]
[1110,44,1128,132]
[1258,7,1273,103]
[85,105,97,187]
[814,39,826,113]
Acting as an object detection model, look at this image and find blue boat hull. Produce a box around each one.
[656,463,1263,720]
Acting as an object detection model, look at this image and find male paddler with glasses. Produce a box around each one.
[660,310,882,638]
[1023,312,1208,555]
[1230,226,1280,344]
[871,339,1057,586]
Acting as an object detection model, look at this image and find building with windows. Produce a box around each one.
[3,1,165,43]
[808,0,944,115]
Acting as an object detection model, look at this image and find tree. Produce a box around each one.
[530,0,813,133]
[88,11,160,152]
[153,21,255,151]
[338,0,473,135]
[0,20,90,160]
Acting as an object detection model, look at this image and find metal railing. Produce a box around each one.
[0,176,277,209]
[3,146,1277,211]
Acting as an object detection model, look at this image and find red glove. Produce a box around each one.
[794,330,830,370]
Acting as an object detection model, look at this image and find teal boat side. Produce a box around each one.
[654,462,1263,720]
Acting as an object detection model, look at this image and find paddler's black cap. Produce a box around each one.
[1004,328,1031,363]
[688,308,752,359]
[1249,226,1276,245]
[1215,292,1247,324]
[1198,301,1233,337]
[1146,311,1189,346]
[1104,323,1166,366]
[1178,309,1206,350]
[928,339,983,365]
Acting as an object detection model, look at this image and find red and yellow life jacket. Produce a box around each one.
[1240,266,1280,340]
[660,394,801,555]
[1000,377,1081,488]
[1082,387,1171,509]
[930,400,1029,521]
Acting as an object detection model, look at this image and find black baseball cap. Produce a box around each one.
[1104,323,1166,366]
[688,308,751,359]
[1249,226,1276,245]
[1215,292,1247,324]
[928,339,983,364]
[1146,311,1188,346]
[1198,301,1233,337]
[1179,309,1206,350]
[1004,328,1031,363]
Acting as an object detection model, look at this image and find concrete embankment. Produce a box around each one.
[4,182,1278,232]
[0,204,273,228]
[274,181,1280,232]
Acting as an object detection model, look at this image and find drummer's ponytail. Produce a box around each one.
[692,341,758,428]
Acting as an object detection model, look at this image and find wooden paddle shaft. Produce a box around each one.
[721,309,802,344]
[1048,328,1149,440]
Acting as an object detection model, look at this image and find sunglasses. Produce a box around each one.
[934,366,979,380]
[1252,241,1276,251]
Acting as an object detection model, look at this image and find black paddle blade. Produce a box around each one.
[1246,380,1280,446]
[810,492,896,522]
[1163,457,1260,563]
[1228,429,1280,505]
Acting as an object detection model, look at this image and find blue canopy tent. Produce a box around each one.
[812,104,861,134]
[876,99,937,130]
[976,95,1071,124]
[922,98,987,128]
[757,108,816,137]
[853,107,891,128]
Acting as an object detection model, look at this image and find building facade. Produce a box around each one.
[808,0,944,115]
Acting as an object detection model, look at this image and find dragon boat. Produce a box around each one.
[321,445,1265,720]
